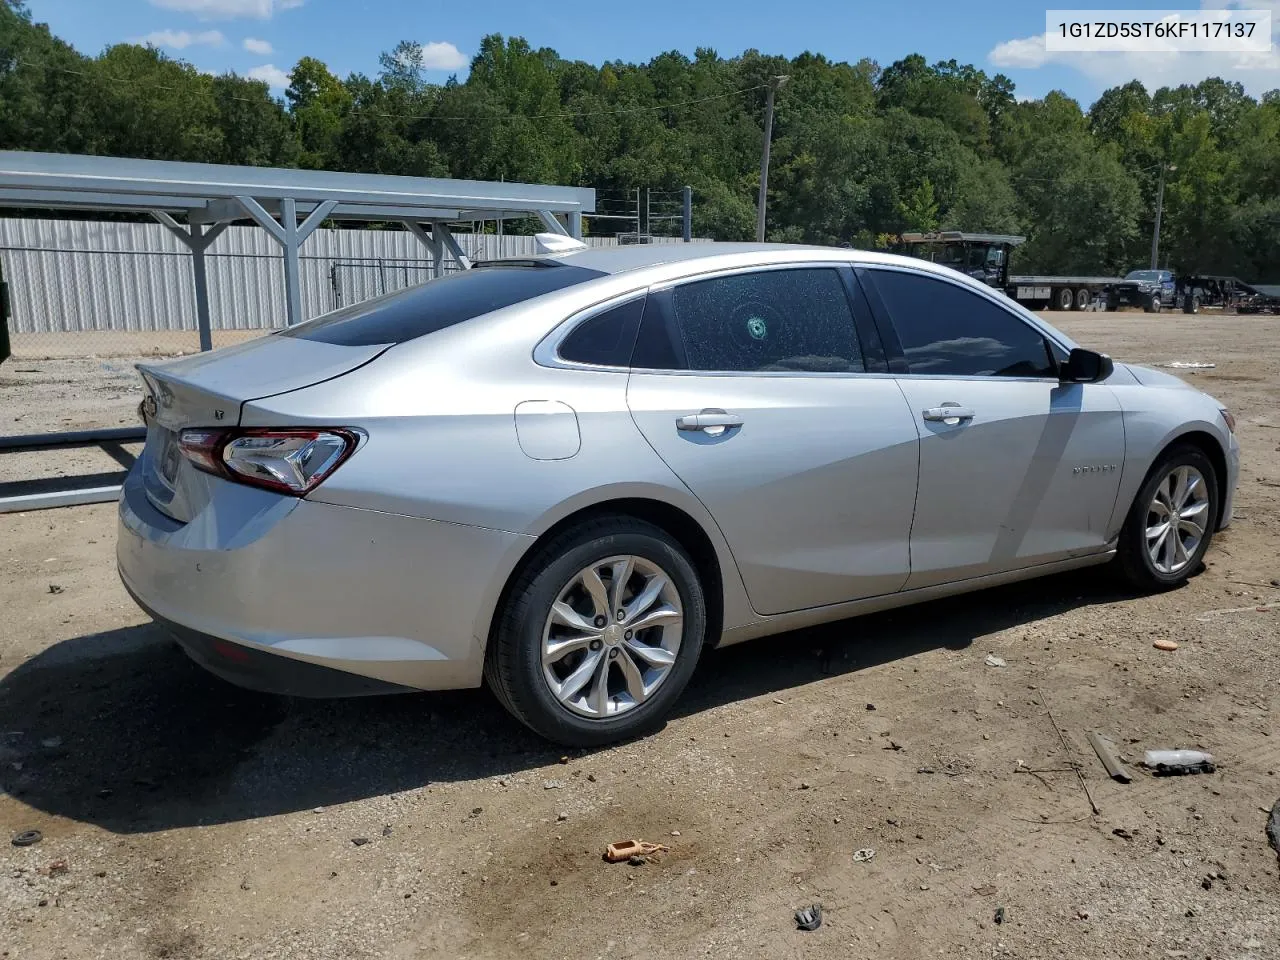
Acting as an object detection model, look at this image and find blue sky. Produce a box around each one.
[24,0,1280,105]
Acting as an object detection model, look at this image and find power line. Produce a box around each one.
[9,56,767,123]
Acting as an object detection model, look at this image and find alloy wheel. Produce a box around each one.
[540,555,683,719]
[1145,465,1210,575]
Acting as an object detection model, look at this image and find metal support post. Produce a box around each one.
[568,210,583,240]
[536,210,570,236]
[682,186,692,242]
[152,211,229,352]
[403,221,444,279]
[433,223,472,270]
[237,196,337,325]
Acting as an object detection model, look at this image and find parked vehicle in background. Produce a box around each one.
[1236,283,1280,315]
[897,232,1269,316]
[898,232,1125,312]
[1118,269,1176,312]
[117,242,1240,746]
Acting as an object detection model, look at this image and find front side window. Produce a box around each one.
[663,268,864,373]
[868,269,1057,378]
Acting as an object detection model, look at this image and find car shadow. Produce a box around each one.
[0,568,1137,834]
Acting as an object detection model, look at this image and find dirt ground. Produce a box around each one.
[1,311,1279,960]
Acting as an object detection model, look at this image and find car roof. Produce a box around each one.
[524,241,835,275]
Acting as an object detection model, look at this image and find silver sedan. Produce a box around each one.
[118,243,1240,745]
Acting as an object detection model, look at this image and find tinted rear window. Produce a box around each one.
[280,262,606,346]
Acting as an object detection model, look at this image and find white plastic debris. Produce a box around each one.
[984,654,1008,668]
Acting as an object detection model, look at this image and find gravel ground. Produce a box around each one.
[1,311,1278,960]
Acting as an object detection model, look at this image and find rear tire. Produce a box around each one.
[1114,445,1219,591]
[1145,294,1162,314]
[484,517,707,747]
[1052,287,1074,311]
[1075,288,1092,310]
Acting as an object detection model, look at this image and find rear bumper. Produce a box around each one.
[126,581,414,697]
[117,465,532,695]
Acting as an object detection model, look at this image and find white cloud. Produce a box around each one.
[242,36,273,54]
[247,63,290,88]
[148,0,304,20]
[133,28,225,49]
[989,8,1280,100]
[417,41,468,71]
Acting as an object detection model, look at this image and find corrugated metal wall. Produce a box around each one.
[0,219,703,334]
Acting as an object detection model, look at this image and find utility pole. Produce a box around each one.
[1150,163,1176,269]
[682,185,692,242]
[756,75,790,243]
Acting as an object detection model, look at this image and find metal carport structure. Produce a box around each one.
[0,151,595,511]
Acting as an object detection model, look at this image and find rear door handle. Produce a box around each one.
[922,406,975,422]
[676,409,744,434]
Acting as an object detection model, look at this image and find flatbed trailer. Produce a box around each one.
[1008,275,1126,312]
[897,233,1182,312]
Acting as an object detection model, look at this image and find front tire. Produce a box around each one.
[1115,445,1219,591]
[485,517,707,746]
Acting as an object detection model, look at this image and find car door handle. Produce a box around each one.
[922,406,975,422]
[676,410,744,432]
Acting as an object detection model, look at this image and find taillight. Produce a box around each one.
[178,428,360,496]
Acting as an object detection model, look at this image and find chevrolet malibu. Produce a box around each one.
[118,243,1240,745]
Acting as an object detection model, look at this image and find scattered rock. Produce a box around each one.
[799,781,811,790]
[973,884,997,897]
[47,584,63,594]
[994,906,1006,925]
[1153,638,1179,652]
[556,812,568,822]
[381,825,392,837]
[351,837,370,847]
[543,780,563,790]
[866,703,876,711]
[627,855,645,866]
[984,654,1008,668]
[470,807,483,817]
[670,830,681,837]
[586,774,596,782]
[852,848,876,863]
[1113,828,1133,841]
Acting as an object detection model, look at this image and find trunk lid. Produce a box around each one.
[136,333,388,522]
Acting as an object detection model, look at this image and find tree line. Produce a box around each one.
[2,0,1277,280]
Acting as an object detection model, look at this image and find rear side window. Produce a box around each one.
[280,262,605,347]
[646,268,864,373]
[868,269,1057,378]
[558,296,645,366]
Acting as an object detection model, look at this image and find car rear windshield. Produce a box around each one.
[279,261,606,346]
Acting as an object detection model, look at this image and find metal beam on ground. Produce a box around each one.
[0,486,123,513]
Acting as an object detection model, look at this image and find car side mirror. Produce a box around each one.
[1060,347,1113,384]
